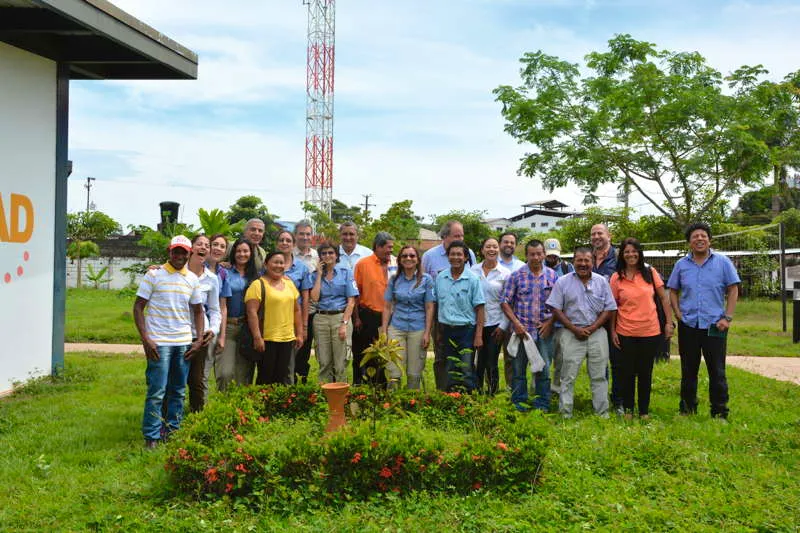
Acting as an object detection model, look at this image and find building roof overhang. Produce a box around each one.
[0,0,197,79]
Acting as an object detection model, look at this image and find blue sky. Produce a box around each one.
[67,0,800,230]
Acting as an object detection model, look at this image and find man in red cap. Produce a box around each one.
[133,235,205,448]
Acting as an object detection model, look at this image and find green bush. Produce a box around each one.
[165,385,548,507]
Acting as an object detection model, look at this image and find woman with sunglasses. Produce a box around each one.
[310,242,358,383]
[381,245,435,390]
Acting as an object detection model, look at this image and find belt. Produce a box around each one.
[439,323,474,329]
[316,309,345,315]
[227,317,245,325]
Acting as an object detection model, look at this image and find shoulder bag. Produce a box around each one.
[238,278,266,362]
[648,266,671,363]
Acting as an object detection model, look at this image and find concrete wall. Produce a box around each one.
[66,256,144,289]
[0,42,57,393]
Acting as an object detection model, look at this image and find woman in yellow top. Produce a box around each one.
[244,251,304,385]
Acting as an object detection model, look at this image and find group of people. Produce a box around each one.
[133,216,739,447]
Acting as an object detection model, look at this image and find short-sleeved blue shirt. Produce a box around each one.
[317,264,359,311]
[545,272,617,328]
[384,272,435,331]
[224,267,251,318]
[285,259,313,305]
[666,251,740,329]
[434,267,486,326]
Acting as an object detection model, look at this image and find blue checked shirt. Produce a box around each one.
[500,264,558,339]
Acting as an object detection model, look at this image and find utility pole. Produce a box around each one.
[84,177,95,214]
[362,194,375,222]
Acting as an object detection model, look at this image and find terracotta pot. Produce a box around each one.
[321,382,350,433]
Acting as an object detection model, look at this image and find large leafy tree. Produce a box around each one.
[362,200,422,247]
[226,195,279,250]
[330,199,362,224]
[494,34,776,230]
[66,211,121,287]
[432,210,492,255]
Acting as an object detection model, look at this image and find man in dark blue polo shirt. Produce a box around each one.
[667,222,739,419]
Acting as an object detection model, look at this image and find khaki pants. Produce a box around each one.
[215,322,255,391]
[314,312,351,383]
[387,326,426,389]
[188,335,215,413]
[558,328,609,417]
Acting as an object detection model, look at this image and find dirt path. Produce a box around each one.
[65,344,800,385]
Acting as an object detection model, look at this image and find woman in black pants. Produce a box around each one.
[609,238,674,419]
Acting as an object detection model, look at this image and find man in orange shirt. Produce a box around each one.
[353,231,396,385]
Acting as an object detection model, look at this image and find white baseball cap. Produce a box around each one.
[169,235,192,252]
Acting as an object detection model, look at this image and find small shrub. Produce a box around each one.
[165,385,548,508]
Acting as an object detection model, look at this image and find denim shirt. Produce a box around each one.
[317,264,359,311]
[285,258,314,305]
[384,273,435,331]
[666,251,740,329]
[224,267,251,318]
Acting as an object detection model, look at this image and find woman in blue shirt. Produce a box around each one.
[218,238,260,389]
[381,245,435,390]
[310,242,358,383]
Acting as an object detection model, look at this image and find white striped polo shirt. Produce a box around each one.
[136,262,203,346]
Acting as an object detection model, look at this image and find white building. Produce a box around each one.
[485,200,582,233]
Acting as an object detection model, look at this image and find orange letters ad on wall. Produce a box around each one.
[0,193,35,243]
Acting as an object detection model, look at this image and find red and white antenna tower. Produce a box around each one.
[303,0,335,217]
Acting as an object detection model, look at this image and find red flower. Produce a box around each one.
[204,467,220,483]
[225,483,234,493]
[357,394,367,401]
[458,406,466,416]
[235,463,249,473]
[418,464,427,472]
[383,402,391,409]
[371,440,379,449]
[258,416,269,423]
[351,452,362,464]
[234,434,244,442]
[309,393,318,404]
[178,448,191,460]
[226,471,235,479]
[379,467,393,478]
[471,455,485,461]
[472,481,482,490]
[409,399,417,406]
[496,442,508,451]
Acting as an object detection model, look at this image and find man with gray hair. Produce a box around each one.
[242,218,267,271]
[421,219,477,390]
[338,221,373,271]
[421,220,477,280]
[352,231,397,385]
[293,219,318,384]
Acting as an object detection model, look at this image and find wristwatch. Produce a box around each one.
[341,319,349,325]
[724,315,733,322]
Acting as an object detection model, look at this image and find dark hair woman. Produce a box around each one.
[381,245,435,389]
[609,237,674,419]
[244,251,303,385]
[217,238,259,389]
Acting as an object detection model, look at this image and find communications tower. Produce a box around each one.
[303,0,335,216]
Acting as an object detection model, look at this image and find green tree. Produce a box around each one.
[198,208,244,238]
[226,195,279,250]
[66,211,121,288]
[432,210,492,254]
[301,201,339,241]
[135,221,197,265]
[494,34,775,230]
[330,199,362,224]
[735,185,800,225]
[365,200,422,246]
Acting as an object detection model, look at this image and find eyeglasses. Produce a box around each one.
[400,254,417,259]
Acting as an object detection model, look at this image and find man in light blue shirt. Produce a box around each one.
[546,247,617,418]
[338,221,373,271]
[433,241,485,392]
[422,220,477,390]
[421,220,477,279]
[667,222,739,419]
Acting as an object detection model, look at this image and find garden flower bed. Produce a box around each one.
[165,384,548,505]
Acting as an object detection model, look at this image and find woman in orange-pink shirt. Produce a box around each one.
[610,238,673,419]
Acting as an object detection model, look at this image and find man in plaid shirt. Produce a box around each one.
[500,239,559,412]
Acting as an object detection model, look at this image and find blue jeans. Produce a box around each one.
[440,324,476,392]
[142,344,191,441]
[511,334,555,410]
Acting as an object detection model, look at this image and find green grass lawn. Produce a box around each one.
[1,353,798,531]
[65,288,798,356]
